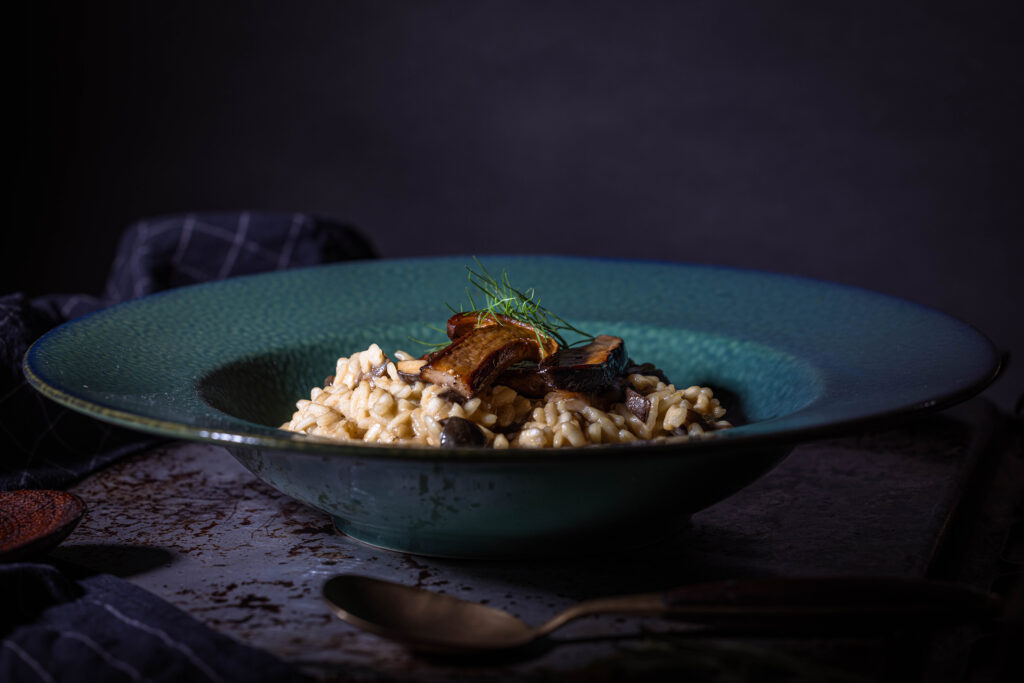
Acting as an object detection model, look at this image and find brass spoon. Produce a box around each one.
[323,574,1000,654]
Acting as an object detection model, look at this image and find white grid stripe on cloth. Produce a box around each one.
[2,640,57,683]
[276,213,304,269]
[104,232,131,301]
[58,631,153,683]
[130,222,151,299]
[0,306,16,330]
[0,377,26,405]
[107,213,310,300]
[171,214,196,267]
[0,375,123,488]
[216,212,251,280]
[91,600,225,683]
[163,215,288,284]
[4,212,372,492]
[57,295,95,319]
[27,394,75,459]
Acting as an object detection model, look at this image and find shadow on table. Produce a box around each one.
[48,543,178,579]
[359,629,890,682]
[411,522,774,600]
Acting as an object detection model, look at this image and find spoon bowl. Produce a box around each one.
[0,490,86,562]
[323,575,537,652]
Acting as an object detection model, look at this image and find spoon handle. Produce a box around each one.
[661,576,1001,633]
[536,577,1000,640]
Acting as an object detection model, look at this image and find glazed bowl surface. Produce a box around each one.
[24,256,1000,556]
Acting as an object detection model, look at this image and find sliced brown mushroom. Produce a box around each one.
[538,335,628,393]
[420,325,546,399]
[445,312,559,356]
[439,416,488,448]
[365,363,388,380]
[444,311,513,339]
[624,387,651,422]
[446,311,492,339]
[493,361,549,398]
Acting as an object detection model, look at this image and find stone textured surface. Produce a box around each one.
[51,400,1003,681]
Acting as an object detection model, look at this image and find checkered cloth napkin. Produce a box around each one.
[1,211,375,683]
[1,211,376,491]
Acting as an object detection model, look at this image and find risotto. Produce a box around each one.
[282,262,733,448]
[281,343,732,448]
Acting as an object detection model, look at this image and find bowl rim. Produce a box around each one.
[23,254,1003,463]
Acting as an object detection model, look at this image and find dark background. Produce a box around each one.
[11,1,1023,410]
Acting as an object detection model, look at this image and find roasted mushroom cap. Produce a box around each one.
[420,325,547,399]
[419,315,629,401]
[538,334,628,393]
[445,312,559,356]
[494,361,550,398]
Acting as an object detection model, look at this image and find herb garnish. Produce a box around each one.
[412,259,593,356]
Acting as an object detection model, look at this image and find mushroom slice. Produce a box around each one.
[446,312,559,356]
[494,361,549,398]
[538,335,628,393]
[420,325,545,399]
[624,387,651,422]
[439,416,488,448]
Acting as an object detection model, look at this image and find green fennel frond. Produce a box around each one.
[412,259,593,353]
[460,258,593,349]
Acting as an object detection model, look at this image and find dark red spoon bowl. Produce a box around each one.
[0,490,86,562]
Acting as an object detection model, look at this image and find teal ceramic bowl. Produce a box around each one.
[24,257,1000,557]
